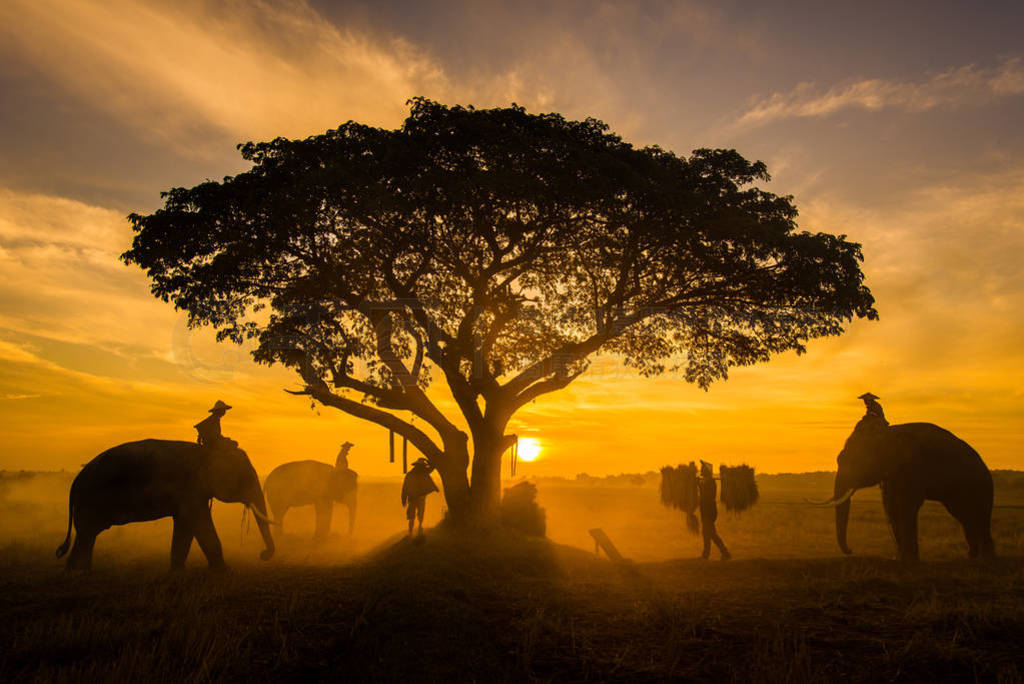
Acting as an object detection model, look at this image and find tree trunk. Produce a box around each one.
[468,422,511,524]
[433,434,472,525]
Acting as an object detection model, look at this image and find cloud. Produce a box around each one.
[0,189,174,349]
[0,339,44,365]
[0,0,764,168]
[0,0,451,155]
[737,57,1024,127]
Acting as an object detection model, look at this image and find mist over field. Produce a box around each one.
[2,469,1023,680]
[5,469,1023,565]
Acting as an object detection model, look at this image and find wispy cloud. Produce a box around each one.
[0,0,450,154]
[737,58,1024,127]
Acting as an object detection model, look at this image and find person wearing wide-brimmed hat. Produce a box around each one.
[401,457,438,536]
[858,392,887,424]
[698,460,731,560]
[335,441,355,470]
[194,400,236,449]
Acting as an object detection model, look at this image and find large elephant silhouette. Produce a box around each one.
[56,439,276,570]
[820,416,994,561]
[264,457,357,541]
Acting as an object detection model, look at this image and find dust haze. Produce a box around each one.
[5,467,1024,565]
[3,467,1024,680]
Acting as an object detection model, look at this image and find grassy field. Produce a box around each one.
[1,471,1023,681]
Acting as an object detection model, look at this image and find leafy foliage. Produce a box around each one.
[124,99,876,509]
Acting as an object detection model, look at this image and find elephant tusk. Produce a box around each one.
[805,488,857,507]
[247,504,282,526]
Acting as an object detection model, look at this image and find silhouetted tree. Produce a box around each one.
[124,99,876,525]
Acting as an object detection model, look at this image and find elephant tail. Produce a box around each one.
[55,491,74,558]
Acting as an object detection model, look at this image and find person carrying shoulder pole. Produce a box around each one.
[699,460,731,561]
[401,457,438,536]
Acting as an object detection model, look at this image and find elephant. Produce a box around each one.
[56,439,276,570]
[264,453,357,541]
[820,416,994,561]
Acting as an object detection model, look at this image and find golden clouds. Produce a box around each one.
[737,58,1024,127]
[0,0,448,151]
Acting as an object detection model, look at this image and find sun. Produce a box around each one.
[516,437,542,462]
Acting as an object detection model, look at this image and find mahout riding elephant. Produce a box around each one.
[56,439,276,570]
[818,416,994,561]
[264,444,357,541]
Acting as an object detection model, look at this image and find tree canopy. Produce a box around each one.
[124,98,876,522]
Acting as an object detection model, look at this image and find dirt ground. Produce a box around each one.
[1,471,1022,681]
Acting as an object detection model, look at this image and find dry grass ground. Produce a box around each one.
[1,471,1022,681]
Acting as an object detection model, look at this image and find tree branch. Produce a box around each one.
[287,386,443,461]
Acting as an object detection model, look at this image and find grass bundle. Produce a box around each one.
[659,463,700,534]
[659,466,675,507]
[501,481,547,537]
[720,464,759,512]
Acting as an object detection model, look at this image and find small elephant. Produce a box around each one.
[264,450,357,541]
[56,439,276,570]
[822,416,994,561]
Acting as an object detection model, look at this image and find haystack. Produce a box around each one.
[719,464,759,512]
[659,462,701,535]
[500,481,546,537]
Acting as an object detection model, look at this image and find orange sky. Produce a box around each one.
[1,0,1022,477]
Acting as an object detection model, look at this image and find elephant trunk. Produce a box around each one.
[834,476,853,555]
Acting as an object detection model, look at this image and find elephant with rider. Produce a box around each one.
[57,439,276,570]
[263,441,358,540]
[821,403,994,561]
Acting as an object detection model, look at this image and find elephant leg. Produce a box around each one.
[276,506,288,536]
[269,497,286,534]
[170,517,194,570]
[67,530,97,571]
[192,508,227,571]
[892,499,922,562]
[943,497,995,559]
[881,483,912,559]
[976,504,996,559]
[880,481,901,548]
[314,500,333,542]
[346,497,357,535]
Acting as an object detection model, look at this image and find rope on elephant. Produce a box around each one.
[389,429,395,464]
[240,504,251,544]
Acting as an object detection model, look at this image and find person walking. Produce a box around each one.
[699,460,731,560]
[401,458,438,536]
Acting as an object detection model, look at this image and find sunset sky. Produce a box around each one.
[1,0,1023,478]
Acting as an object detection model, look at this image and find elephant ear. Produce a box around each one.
[199,446,260,503]
[328,468,357,498]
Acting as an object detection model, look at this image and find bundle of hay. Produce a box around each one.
[719,464,759,512]
[500,481,546,537]
[659,463,700,534]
